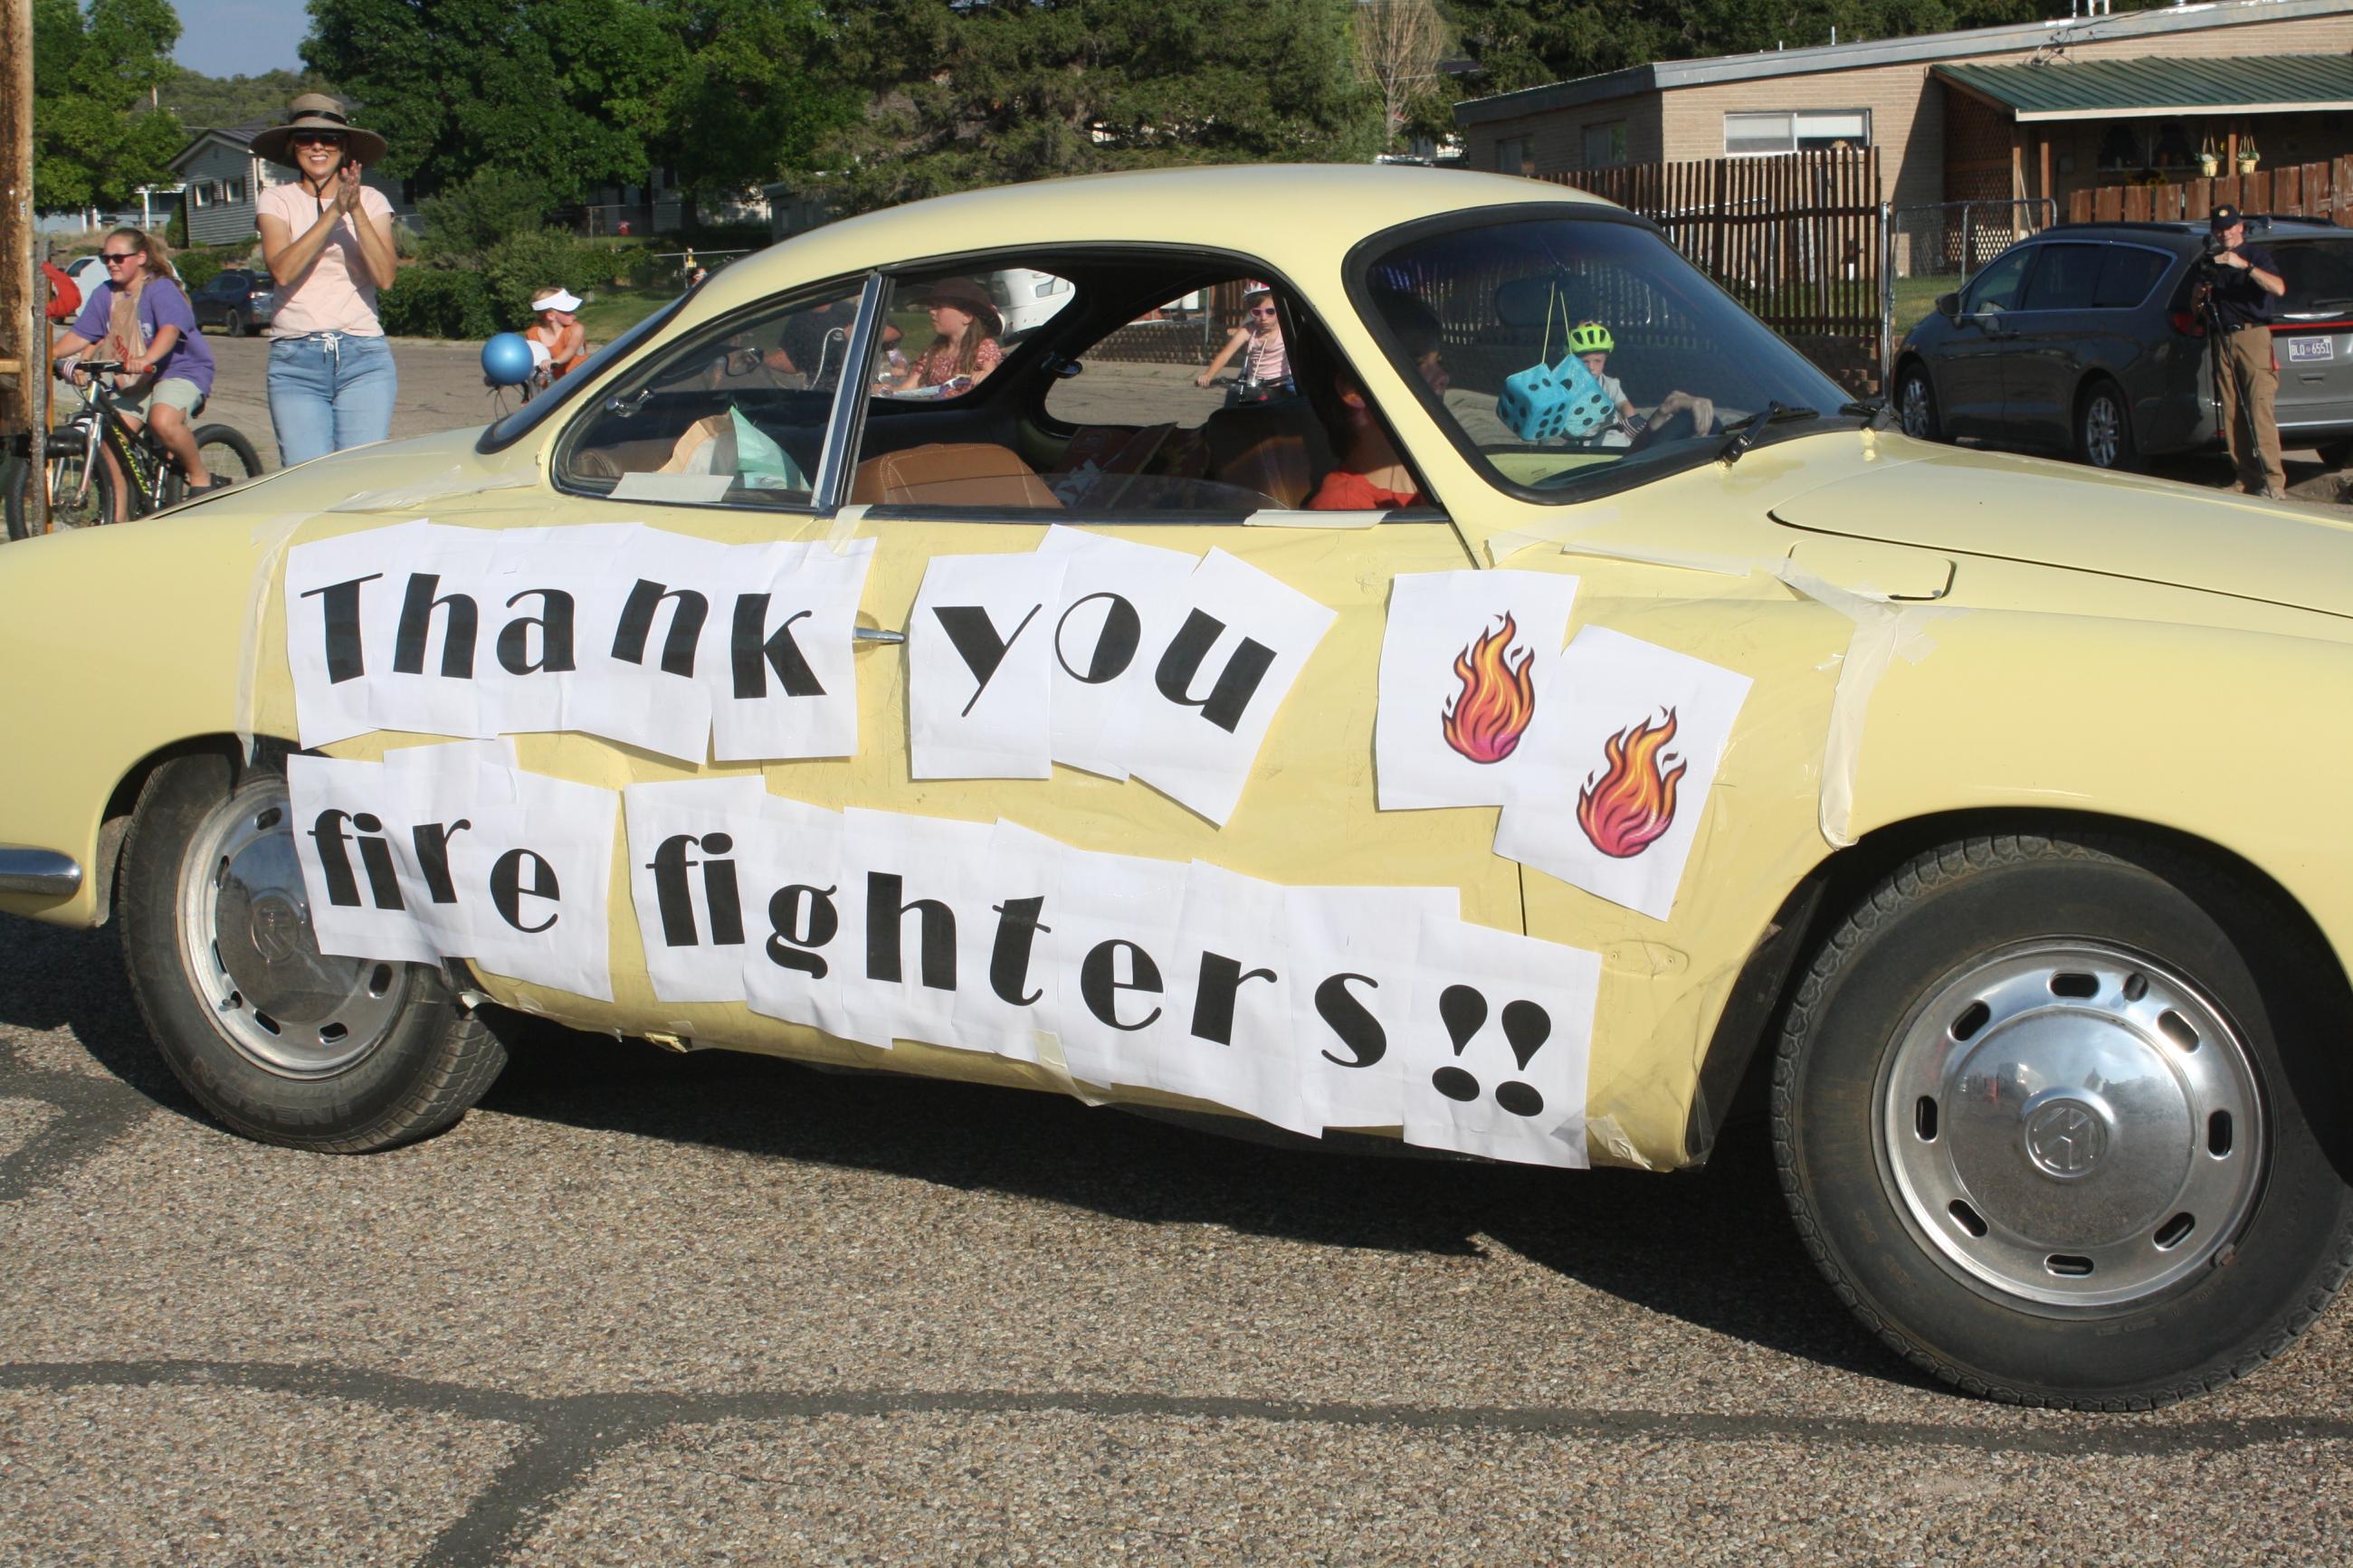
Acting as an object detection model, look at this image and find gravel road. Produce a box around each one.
[4,912,2351,1565]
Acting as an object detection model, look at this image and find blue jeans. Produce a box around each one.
[267,333,397,466]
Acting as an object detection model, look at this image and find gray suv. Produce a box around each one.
[1894,218,2353,470]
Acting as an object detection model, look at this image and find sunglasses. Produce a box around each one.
[101,252,140,263]
[291,132,347,147]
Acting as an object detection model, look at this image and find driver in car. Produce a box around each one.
[1563,320,1715,447]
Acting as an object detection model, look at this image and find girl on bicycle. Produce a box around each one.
[50,226,222,509]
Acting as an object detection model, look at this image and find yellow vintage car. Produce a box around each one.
[4,166,2349,1410]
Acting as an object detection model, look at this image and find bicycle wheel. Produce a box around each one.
[164,425,266,507]
[6,435,117,540]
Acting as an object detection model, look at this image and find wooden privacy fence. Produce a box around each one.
[2067,157,2353,225]
[1542,149,1885,394]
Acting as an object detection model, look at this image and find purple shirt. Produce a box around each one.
[70,277,215,397]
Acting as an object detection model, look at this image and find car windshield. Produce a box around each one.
[1359,214,1851,499]
[478,292,695,452]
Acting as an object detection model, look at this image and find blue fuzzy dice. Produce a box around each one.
[1496,354,1615,443]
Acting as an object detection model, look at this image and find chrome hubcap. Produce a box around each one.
[2084,396,2122,466]
[181,775,412,1077]
[1899,375,1931,437]
[1880,941,2263,1309]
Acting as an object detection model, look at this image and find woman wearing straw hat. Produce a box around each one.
[892,278,1005,398]
[252,94,400,465]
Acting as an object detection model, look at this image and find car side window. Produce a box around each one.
[2021,244,2101,311]
[2272,241,2353,315]
[1966,248,2034,315]
[849,262,1375,518]
[555,282,862,508]
[2092,247,2170,309]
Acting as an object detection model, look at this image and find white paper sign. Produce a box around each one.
[1375,570,1581,810]
[1397,911,1602,1169]
[1156,863,1313,1135]
[286,741,618,999]
[284,523,871,765]
[946,821,1070,1063]
[736,792,855,1043]
[836,809,997,1047]
[1115,547,1337,825]
[1035,527,1197,781]
[1492,626,1754,920]
[1046,844,1191,1092]
[624,775,770,1003]
[908,552,1070,779]
[1289,885,1458,1133]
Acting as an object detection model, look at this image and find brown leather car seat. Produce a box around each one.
[850,442,1062,508]
[1200,401,1336,509]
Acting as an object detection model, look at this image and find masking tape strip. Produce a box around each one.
[327,466,537,513]
[824,503,871,552]
[236,511,315,760]
[1030,1031,1111,1107]
[1244,508,1382,529]
[1481,505,1622,565]
[1767,559,1948,849]
[1556,539,1757,577]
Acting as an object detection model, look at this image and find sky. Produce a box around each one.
[175,0,310,79]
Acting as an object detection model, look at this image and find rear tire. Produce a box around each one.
[119,753,506,1153]
[1896,364,1941,442]
[1775,833,2353,1407]
[223,309,245,338]
[6,433,117,538]
[2076,379,2141,471]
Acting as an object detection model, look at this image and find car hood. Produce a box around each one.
[1770,446,2353,619]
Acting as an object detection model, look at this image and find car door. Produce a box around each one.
[537,257,1519,1104]
[1939,244,2036,440]
[2003,241,2105,450]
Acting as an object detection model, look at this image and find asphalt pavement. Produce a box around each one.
[6,330,2353,1563]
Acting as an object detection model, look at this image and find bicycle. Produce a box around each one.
[5,360,265,542]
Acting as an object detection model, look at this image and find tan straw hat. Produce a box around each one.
[250,94,388,169]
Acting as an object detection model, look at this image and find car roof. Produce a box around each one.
[2044,216,2346,242]
[684,165,1606,321]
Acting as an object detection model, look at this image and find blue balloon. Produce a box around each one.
[481,332,537,386]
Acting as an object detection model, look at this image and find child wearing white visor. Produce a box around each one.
[525,287,588,385]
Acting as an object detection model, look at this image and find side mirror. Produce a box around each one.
[1936,291,1961,319]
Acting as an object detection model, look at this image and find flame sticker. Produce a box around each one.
[1442,613,1538,764]
[1576,708,1686,859]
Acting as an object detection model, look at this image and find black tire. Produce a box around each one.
[2076,378,2141,471]
[1774,833,2353,1408]
[6,432,118,538]
[2318,434,2351,471]
[119,753,507,1153]
[1895,363,1941,442]
[223,309,244,338]
[163,424,265,508]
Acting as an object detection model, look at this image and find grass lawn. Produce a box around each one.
[1891,273,1958,344]
[578,287,678,342]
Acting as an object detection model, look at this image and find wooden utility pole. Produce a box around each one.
[3,0,49,537]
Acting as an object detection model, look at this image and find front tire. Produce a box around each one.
[1775,834,2353,1407]
[6,433,116,538]
[1896,364,1941,442]
[119,753,506,1152]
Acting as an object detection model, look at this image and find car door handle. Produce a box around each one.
[853,627,905,645]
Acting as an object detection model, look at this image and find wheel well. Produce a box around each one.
[93,734,282,925]
[1686,805,2353,1164]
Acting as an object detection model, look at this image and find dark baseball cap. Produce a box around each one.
[2210,204,2244,233]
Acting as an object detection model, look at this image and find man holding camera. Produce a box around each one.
[2200,204,2289,499]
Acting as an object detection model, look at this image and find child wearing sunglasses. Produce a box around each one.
[50,226,223,509]
[1194,288,1293,406]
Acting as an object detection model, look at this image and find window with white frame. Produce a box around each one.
[226,178,244,202]
[1581,121,1628,166]
[1724,109,1871,157]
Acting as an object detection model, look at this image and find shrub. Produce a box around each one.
[417,169,550,264]
[481,229,607,329]
[378,267,500,339]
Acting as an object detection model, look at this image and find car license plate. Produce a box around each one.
[2287,336,2336,363]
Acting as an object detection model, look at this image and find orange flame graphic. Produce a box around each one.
[1577,708,1687,859]
[1442,613,1538,764]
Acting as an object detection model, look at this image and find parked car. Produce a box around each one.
[189,268,279,337]
[1894,217,2353,470]
[987,266,1077,339]
[58,253,108,308]
[5,166,2352,1411]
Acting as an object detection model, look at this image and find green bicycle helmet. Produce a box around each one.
[1567,320,1614,356]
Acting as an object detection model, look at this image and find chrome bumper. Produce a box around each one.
[0,847,83,898]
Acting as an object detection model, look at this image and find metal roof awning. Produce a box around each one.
[1934,53,2353,122]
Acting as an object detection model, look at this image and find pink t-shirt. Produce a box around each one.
[255,180,395,337]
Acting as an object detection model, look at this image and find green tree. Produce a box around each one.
[651,0,856,212]
[33,0,187,213]
[302,0,684,202]
[818,0,1383,215]
[156,66,350,133]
